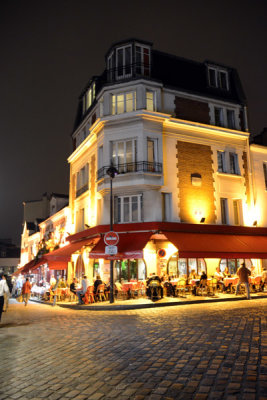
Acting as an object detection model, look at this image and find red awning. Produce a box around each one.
[89,232,152,260]
[45,238,99,262]
[19,259,37,274]
[164,231,267,259]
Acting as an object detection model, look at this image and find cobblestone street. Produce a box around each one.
[0,299,266,400]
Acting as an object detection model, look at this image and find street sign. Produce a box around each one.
[104,231,119,246]
[105,245,118,255]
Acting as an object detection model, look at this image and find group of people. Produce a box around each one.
[0,274,33,323]
[70,275,106,304]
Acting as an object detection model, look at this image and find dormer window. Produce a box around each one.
[106,41,151,82]
[82,82,96,114]
[208,66,229,90]
[116,45,132,79]
[135,45,150,76]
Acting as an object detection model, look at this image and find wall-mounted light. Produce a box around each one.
[253,220,257,227]
[200,217,206,223]
[85,224,90,229]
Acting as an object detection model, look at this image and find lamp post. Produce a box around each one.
[106,163,119,303]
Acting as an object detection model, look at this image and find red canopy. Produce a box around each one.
[89,232,152,260]
[164,231,267,259]
[45,238,99,262]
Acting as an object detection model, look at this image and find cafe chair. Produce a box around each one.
[96,284,106,301]
[207,278,217,296]
[197,279,208,296]
[83,286,95,304]
[176,279,186,297]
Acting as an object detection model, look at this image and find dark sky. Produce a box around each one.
[0,0,266,246]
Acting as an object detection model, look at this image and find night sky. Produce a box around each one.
[0,0,266,246]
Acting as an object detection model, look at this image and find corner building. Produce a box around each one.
[65,39,267,283]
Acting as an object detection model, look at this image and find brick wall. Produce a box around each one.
[174,97,210,125]
[177,141,216,223]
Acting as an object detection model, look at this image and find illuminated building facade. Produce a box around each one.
[21,39,267,283]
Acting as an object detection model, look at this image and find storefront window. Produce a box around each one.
[167,254,206,277]
[219,259,251,274]
[93,262,100,278]
[178,258,187,277]
[114,259,142,282]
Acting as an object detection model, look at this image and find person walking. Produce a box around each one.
[236,262,251,299]
[22,278,32,306]
[0,273,10,321]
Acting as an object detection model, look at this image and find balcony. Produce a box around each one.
[106,62,151,83]
[97,161,162,180]
[76,183,88,198]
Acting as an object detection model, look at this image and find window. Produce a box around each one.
[217,151,239,175]
[227,110,235,129]
[76,164,89,197]
[220,259,252,275]
[98,146,103,169]
[217,151,226,172]
[263,163,267,190]
[83,82,96,114]
[220,198,229,224]
[116,46,132,79]
[213,106,237,129]
[233,199,242,225]
[146,90,156,111]
[115,195,142,223]
[167,255,206,277]
[162,193,172,221]
[111,139,137,172]
[114,259,146,282]
[208,66,229,90]
[112,92,136,115]
[147,138,158,164]
[229,152,239,174]
[135,45,150,76]
[214,107,224,127]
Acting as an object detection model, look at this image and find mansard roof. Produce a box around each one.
[73,39,246,131]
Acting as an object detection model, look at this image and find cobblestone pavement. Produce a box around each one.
[0,299,266,400]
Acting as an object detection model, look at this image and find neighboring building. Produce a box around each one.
[18,194,70,282]
[20,39,267,284]
[0,239,20,275]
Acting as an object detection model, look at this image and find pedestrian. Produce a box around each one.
[0,273,10,322]
[52,278,60,306]
[236,262,251,299]
[77,275,90,305]
[22,278,32,306]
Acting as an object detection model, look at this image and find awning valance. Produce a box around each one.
[89,232,152,260]
[164,231,267,259]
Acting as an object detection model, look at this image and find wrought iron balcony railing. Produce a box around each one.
[76,183,89,198]
[97,161,162,180]
[106,62,151,83]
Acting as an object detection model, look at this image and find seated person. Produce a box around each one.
[189,269,198,280]
[93,275,103,294]
[260,267,267,291]
[223,266,231,277]
[146,273,163,298]
[214,267,226,291]
[199,271,207,287]
[70,278,77,295]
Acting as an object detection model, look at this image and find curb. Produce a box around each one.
[29,294,267,311]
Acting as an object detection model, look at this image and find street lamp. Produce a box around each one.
[106,162,119,303]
